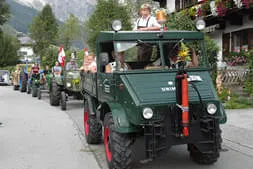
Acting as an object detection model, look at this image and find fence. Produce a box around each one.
[219,67,250,87]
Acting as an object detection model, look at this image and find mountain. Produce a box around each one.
[6,0,38,33]
[13,0,96,22]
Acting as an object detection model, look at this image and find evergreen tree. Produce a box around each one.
[85,0,132,51]
[0,0,10,33]
[29,4,58,60]
[58,13,82,50]
[0,33,20,67]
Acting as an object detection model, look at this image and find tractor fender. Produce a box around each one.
[102,101,137,133]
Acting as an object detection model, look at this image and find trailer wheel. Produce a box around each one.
[84,101,101,144]
[61,91,67,111]
[104,113,134,169]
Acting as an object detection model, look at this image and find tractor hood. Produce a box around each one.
[120,71,218,106]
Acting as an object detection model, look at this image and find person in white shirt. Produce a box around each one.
[84,54,97,73]
[134,3,161,31]
[134,3,161,61]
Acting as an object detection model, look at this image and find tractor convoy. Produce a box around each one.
[11,21,227,169]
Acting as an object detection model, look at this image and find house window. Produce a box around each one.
[223,29,253,56]
[175,0,199,10]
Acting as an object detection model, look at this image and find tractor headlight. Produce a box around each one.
[67,82,71,87]
[196,19,206,31]
[207,103,217,115]
[112,20,122,32]
[142,108,153,119]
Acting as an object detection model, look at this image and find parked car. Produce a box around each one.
[0,70,11,86]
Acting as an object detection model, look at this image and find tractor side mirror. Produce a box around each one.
[100,52,109,66]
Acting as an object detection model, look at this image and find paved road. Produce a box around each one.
[1,86,253,169]
[0,86,100,169]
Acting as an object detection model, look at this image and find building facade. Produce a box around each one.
[155,0,253,64]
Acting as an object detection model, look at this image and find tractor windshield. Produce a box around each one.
[112,40,207,71]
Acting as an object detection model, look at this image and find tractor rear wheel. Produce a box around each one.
[104,113,134,169]
[84,101,102,144]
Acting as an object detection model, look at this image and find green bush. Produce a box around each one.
[225,95,253,109]
[244,50,253,96]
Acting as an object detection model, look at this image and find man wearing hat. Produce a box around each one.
[134,3,161,31]
[66,58,78,71]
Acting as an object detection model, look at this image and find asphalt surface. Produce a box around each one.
[0,86,100,169]
[1,85,253,169]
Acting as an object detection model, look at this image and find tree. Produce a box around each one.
[0,0,10,33]
[29,4,58,59]
[0,33,20,67]
[85,0,132,51]
[58,13,82,50]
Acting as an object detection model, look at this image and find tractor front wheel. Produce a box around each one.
[104,113,134,169]
[32,86,37,97]
[49,79,60,106]
[61,91,67,111]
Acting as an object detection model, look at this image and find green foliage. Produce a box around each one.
[0,0,9,25]
[225,93,253,109]
[0,0,10,33]
[244,50,253,96]
[204,35,219,84]
[58,14,82,50]
[0,32,20,67]
[166,11,195,31]
[40,45,59,68]
[29,4,58,59]
[84,0,132,51]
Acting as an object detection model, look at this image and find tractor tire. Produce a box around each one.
[188,144,220,164]
[61,91,67,111]
[13,85,19,91]
[20,72,27,92]
[38,88,41,100]
[104,113,134,169]
[188,120,221,165]
[83,101,102,144]
[32,86,37,97]
[50,80,60,106]
[27,84,31,94]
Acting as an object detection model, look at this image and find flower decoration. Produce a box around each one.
[178,42,191,62]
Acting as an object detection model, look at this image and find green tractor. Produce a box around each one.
[28,73,41,97]
[49,60,83,111]
[38,72,52,100]
[81,22,227,169]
